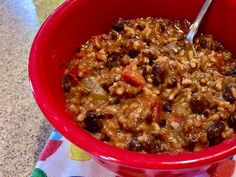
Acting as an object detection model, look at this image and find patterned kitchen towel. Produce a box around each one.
[31,129,236,177]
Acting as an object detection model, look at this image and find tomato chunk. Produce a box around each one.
[122,65,145,87]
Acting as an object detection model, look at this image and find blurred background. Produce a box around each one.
[0,0,63,176]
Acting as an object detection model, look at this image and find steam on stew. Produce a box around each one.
[63,17,236,153]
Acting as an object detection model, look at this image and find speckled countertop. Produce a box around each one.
[0,1,62,176]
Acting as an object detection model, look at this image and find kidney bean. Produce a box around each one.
[159,119,166,127]
[186,137,198,152]
[128,137,142,152]
[209,136,223,146]
[107,58,118,69]
[223,84,235,103]
[228,114,236,131]
[136,23,145,31]
[107,52,123,69]
[189,94,209,114]
[84,110,103,133]
[142,136,157,153]
[207,121,225,139]
[203,110,210,118]
[128,136,158,153]
[162,101,172,112]
[112,18,126,32]
[152,64,165,86]
[225,68,236,76]
[199,38,208,48]
[128,50,139,58]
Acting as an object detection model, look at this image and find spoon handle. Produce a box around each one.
[186,0,213,42]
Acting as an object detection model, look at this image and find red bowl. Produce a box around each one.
[29,0,236,176]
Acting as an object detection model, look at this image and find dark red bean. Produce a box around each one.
[63,75,72,92]
[128,137,142,152]
[159,119,166,127]
[203,110,210,118]
[107,59,118,69]
[189,94,209,114]
[84,110,103,133]
[152,64,165,86]
[162,101,172,112]
[112,18,126,32]
[142,136,157,153]
[209,136,223,146]
[223,84,235,103]
[228,115,236,131]
[186,137,198,152]
[136,23,145,31]
[199,39,208,48]
[225,68,236,76]
[207,121,225,139]
[107,52,123,69]
[128,136,158,153]
[107,58,118,69]
[223,90,235,103]
[128,50,139,58]
[148,59,154,66]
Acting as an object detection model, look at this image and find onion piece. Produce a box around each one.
[82,77,108,100]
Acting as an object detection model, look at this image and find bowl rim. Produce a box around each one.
[29,0,236,170]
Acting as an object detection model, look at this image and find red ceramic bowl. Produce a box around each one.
[29,0,236,176]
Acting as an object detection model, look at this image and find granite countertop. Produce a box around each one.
[0,1,62,176]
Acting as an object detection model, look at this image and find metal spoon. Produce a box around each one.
[186,0,213,56]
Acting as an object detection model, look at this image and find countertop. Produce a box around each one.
[0,1,62,176]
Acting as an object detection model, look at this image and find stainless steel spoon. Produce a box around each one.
[186,0,213,56]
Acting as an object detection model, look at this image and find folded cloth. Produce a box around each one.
[31,129,236,177]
